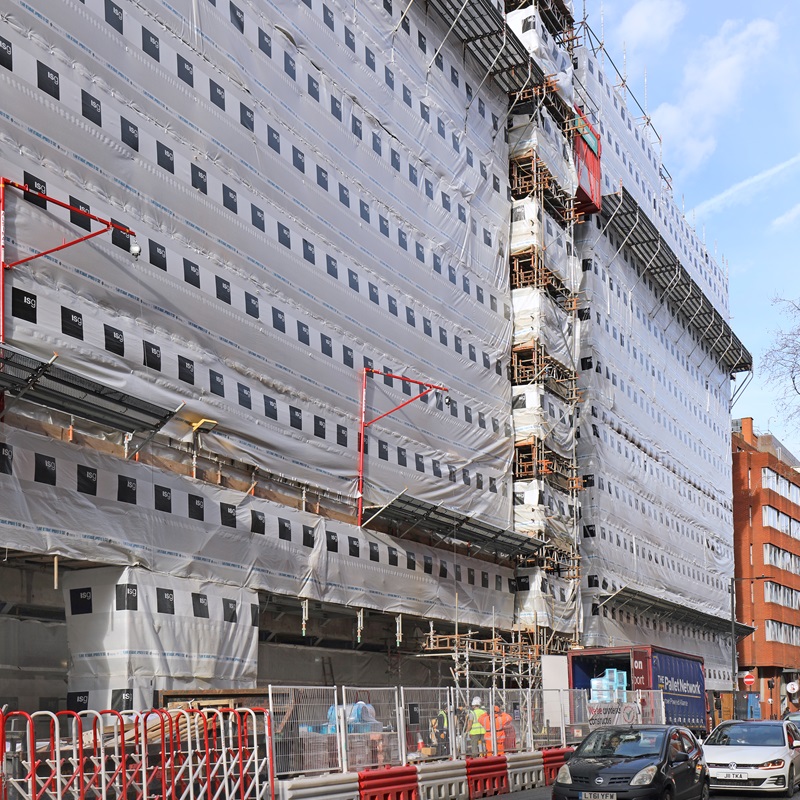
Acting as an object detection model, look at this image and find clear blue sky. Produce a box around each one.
[585,0,800,458]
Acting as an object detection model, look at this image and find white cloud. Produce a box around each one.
[771,202,800,230]
[652,17,778,174]
[691,152,800,218]
[616,0,686,54]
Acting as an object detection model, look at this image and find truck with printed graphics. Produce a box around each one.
[568,645,707,734]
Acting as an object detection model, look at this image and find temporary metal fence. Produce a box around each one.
[268,686,338,777]
[0,687,669,799]
[340,687,403,772]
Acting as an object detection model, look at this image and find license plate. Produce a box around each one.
[580,793,616,800]
[719,772,747,781]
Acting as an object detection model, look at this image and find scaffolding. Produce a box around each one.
[506,1,582,651]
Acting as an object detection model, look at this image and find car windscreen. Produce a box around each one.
[575,729,666,758]
[705,724,786,747]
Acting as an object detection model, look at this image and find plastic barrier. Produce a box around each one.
[282,771,360,800]
[465,755,509,799]
[359,765,419,800]
[416,759,469,800]
[505,750,544,792]
[542,746,574,786]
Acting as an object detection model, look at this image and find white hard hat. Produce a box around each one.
[471,696,481,706]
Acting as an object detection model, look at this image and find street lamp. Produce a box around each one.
[730,575,767,695]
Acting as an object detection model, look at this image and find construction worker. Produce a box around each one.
[496,705,515,753]
[479,704,515,756]
[464,696,487,756]
[429,707,450,756]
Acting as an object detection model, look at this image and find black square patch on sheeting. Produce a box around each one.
[223,598,237,623]
[192,593,209,617]
[115,584,138,610]
[36,63,60,100]
[178,356,195,385]
[220,503,237,528]
[104,325,125,356]
[120,118,139,151]
[61,307,84,340]
[70,587,92,615]
[154,485,172,512]
[67,692,89,712]
[111,688,133,711]
[251,510,265,534]
[34,453,56,485]
[188,494,205,520]
[117,476,137,504]
[156,587,175,614]
[76,464,97,495]
[0,36,12,71]
[143,341,162,370]
[0,442,12,475]
[105,1,124,33]
[11,288,37,323]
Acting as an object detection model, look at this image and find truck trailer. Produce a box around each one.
[568,646,707,733]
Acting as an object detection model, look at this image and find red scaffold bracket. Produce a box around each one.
[0,176,136,342]
[357,367,449,527]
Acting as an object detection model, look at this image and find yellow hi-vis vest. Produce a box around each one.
[469,707,487,735]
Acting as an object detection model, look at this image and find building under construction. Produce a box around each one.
[0,0,750,712]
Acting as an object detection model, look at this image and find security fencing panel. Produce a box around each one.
[341,687,402,771]
[531,689,570,748]
[493,688,526,753]
[269,686,339,777]
[400,687,453,762]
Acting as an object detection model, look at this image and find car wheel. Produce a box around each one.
[699,781,710,800]
[785,766,796,798]
[661,786,674,800]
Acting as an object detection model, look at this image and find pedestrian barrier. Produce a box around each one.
[416,759,469,800]
[465,755,509,798]
[542,746,574,785]
[1,706,274,800]
[282,771,360,800]
[505,750,544,792]
[359,765,419,800]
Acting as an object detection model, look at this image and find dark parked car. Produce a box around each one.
[552,725,709,800]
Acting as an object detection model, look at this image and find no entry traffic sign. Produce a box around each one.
[743,673,755,686]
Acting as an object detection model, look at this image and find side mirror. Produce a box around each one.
[671,751,690,764]
[792,740,800,749]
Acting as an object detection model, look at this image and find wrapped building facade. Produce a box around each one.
[0,0,750,711]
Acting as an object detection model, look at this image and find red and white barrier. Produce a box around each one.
[506,750,545,792]
[416,758,469,800]
[465,755,510,798]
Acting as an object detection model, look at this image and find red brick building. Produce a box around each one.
[733,418,800,719]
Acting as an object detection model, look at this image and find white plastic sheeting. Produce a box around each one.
[509,111,578,198]
[513,479,575,553]
[515,566,581,634]
[574,124,735,666]
[506,8,574,103]
[512,288,574,367]
[0,0,514,532]
[0,424,515,629]
[62,567,259,711]
[510,199,579,292]
[512,385,575,458]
